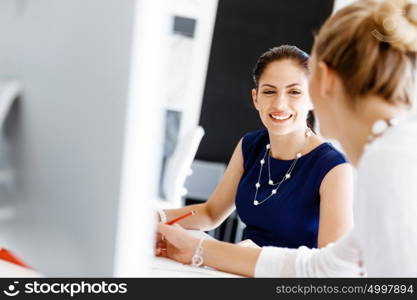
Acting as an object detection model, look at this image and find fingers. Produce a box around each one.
[171,223,183,229]
[157,223,190,250]
[157,223,170,235]
[157,223,177,239]
[157,222,183,233]
[155,231,166,256]
[156,240,166,250]
[155,224,181,258]
[155,239,168,257]
[156,231,165,242]
[155,246,167,256]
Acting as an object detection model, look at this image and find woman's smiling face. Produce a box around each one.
[252,59,312,136]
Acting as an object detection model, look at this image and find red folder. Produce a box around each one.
[0,248,32,269]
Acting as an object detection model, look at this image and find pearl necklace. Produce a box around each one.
[253,129,311,206]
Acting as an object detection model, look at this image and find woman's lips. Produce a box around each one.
[269,113,293,123]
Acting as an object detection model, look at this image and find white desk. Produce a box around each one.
[0,260,42,277]
[149,257,242,277]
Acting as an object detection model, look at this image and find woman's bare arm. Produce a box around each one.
[317,163,354,247]
[163,139,244,231]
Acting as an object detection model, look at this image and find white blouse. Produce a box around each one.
[254,119,417,277]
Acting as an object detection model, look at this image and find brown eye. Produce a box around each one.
[289,90,301,95]
[263,90,275,95]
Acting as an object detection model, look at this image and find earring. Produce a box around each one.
[368,118,398,143]
[305,127,312,138]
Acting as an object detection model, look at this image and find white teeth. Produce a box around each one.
[271,114,291,120]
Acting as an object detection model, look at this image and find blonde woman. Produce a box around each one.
[156,0,417,277]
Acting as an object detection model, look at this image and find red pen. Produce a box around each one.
[0,248,32,269]
[166,211,195,225]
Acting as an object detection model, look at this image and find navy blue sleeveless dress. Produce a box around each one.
[235,129,347,248]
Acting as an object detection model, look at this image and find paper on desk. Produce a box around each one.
[150,257,241,278]
[150,230,241,277]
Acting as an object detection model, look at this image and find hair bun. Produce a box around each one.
[373,0,417,52]
[405,2,417,25]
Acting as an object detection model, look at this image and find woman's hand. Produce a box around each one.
[155,223,199,265]
[236,239,260,248]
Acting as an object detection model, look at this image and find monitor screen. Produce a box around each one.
[0,0,161,276]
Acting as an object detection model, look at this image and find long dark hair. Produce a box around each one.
[252,45,315,130]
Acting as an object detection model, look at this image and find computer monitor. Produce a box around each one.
[0,0,218,277]
[0,0,167,276]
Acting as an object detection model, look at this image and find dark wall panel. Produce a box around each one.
[197,0,334,163]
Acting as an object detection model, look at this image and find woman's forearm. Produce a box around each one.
[156,222,263,277]
[201,239,262,277]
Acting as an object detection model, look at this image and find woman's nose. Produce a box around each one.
[271,94,288,110]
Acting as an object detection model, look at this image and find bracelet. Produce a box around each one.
[157,209,167,223]
[191,238,205,267]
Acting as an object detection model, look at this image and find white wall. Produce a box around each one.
[332,0,357,13]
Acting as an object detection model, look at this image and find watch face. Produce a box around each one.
[192,255,203,267]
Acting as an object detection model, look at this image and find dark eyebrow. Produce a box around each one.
[260,83,301,89]
[260,84,277,88]
[286,83,301,88]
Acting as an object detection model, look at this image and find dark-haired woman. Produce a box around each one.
[157,45,353,249]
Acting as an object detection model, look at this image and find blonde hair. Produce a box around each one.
[313,0,417,108]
